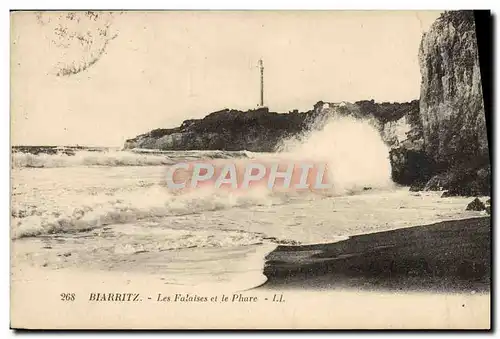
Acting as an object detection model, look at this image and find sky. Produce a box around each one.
[11,11,442,147]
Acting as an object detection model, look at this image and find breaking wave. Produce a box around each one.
[276,115,394,195]
[12,114,395,240]
[11,185,283,239]
[11,149,252,168]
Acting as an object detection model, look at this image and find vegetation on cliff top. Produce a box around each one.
[125,100,419,145]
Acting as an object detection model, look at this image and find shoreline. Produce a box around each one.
[12,216,491,294]
[260,217,491,293]
[11,237,278,292]
[11,216,492,330]
[11,216,491,329]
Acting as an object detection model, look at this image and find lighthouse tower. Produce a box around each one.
[258,59,265,108]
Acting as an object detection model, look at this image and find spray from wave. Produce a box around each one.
[276,115,394,194]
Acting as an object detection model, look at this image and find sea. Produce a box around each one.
[10,117,487,291]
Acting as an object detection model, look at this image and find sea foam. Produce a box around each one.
[11,149,251,168]
[12,115,395,239]
[276,115,394,194]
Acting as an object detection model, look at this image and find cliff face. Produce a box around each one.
[125,107,307,152]
[415,11,489,195]
[124,101,421,153]
[389,11,490,195]
[419,11,488,169]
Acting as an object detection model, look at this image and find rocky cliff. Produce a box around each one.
[391,11,489,196]
[124,101,420,153]
[125,107,306,152]
[420,11,488,166]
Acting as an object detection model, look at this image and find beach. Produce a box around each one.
[262,217,491,293]
[11,150,491,290]
[11,216,491,329]
[10,149,491,329]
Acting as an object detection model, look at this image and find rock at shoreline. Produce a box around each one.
[465,198,486,211]
[485,198,491,215]
[390,148,434,187]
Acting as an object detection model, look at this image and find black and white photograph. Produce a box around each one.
[9,10,491,329]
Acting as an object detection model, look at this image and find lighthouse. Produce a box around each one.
[258,59,264,107]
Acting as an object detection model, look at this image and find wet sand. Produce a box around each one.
[11,236,277,292]
[261,217,491,293]
[11,217,491,329]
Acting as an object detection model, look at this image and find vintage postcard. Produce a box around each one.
[10,10,491,329]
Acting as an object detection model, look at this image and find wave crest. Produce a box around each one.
[11,149,252,168]
[276,115,394,194]
[11,185,283,239]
